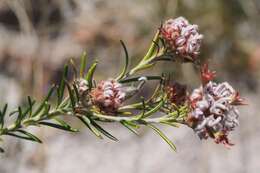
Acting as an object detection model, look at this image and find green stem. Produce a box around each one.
[1,109,71,135]
[92,112,185,124]
[128,49,165,75]
[128,30,165,75]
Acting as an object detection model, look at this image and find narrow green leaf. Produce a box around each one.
[58,65,69,105]
[78,116,103,139]
[123,120,140,129]
[2,104,8,117]
[39,121,79,132]
[9,110,19,117]
[16,130,42,143]
[160,121,180,128]
[6,131,42,143]
[91,120,118,141]
[80,51,87,77]
[147,124,176,151]
[42,102,51,116]
[142,99,164,119]
[85,61,98,89]
[0,104,8,127]
[69,58,78,79]
[72,83,80,102]
[54,118,79,132]
[120,120,139,135]
[27,96,35,117]
[9,99,35,119]
[32,85,55,117]
[143,30,160,61]
[22,119,38,126]
[58,96,70,109]
[18,102,34,120]
[116,40,129,81]
[15,107,23,125]
[65,81,76,109]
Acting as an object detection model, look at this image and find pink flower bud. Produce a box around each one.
[90,79,126,114]
[160,17,203,61]
[201,64,216,85]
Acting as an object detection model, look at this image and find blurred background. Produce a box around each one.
[0,0,259,173]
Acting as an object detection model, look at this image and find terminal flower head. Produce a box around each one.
[160,17,203,61]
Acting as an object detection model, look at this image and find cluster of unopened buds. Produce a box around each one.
[186,64,245,147]
[160,17,203,61]
[90,79,126,114]
[0,16,246,153]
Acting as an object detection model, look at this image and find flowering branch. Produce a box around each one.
[0,17,246,153]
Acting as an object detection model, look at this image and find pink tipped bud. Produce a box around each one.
[231,92,246,105]
[160,17,203,61]
[200,64,216,85]
[90,79,126,114]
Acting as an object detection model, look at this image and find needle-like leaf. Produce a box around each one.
[78,116,103,139]
[85,61,98,89]
[72,83,80,102]
[65,81,76,110]
[0,104,7,128]
[143,30,160,61]
[32,85,55,117]
[116,40,129,81]
[39,120,79,132]
[80,51,87,77]
[57,65,69,105]
[6,130,42,143]
[147,124,176,151]
[27,96,35,117]
[91,120,118,141]
[120,120,139,135]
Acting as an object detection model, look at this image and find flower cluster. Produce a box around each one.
[187,65,244,147]
[165,82,187,106]
[160,17,203,60]
[90,79,126,114]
